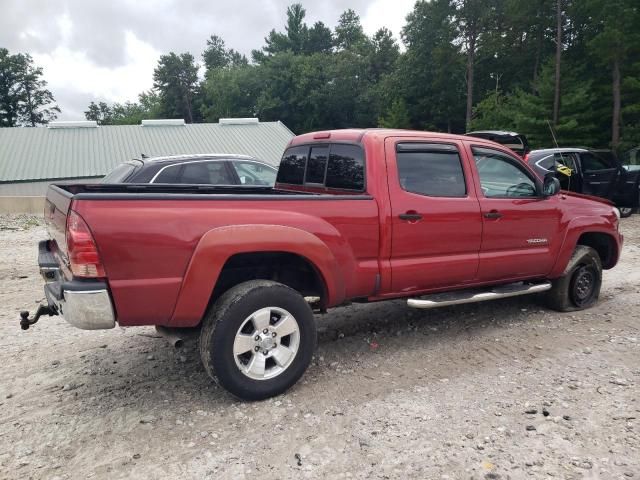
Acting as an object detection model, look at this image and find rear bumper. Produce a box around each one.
[39,240,116,330]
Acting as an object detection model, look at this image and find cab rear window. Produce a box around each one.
[277,146,307,184]
[276,143,365,191]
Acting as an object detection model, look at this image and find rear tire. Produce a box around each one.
[545,246,602,312]
[199,280,316,401]
[619,206,633,218]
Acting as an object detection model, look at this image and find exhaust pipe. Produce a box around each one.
[155,326,184,349]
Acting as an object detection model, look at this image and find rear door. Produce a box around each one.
[386,138,482,292]
[469,145,563,282]
[579,151,619,199]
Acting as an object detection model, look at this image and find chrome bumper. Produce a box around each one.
[46,286,116,330]
[39,240,116,330]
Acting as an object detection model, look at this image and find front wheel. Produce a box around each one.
[545,246,602,312]
[199,280,316,400]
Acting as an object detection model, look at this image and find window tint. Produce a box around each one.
[581,153,612,171]
[305,146,329,184]
[276,146,308,184]
[231,161,277,186]
[153,164,182,183]
[531,153,554,172]
[153,161,235,184]
[396,145,466,197]
[326,144,365,190]
[473,147,537,198]
[102,162,138,183]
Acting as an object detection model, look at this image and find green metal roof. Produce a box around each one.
[0,120,294,183]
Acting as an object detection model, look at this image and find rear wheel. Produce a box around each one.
[619,206,633,218]
[545,246,602,312]
[199,280,316,400]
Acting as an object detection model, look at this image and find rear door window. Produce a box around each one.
[396,143,466,197]
[581,152,613,171]
[178,161,235,184]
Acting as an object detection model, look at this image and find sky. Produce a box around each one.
[0,0,416,121]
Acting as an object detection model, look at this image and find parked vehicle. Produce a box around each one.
[23,129,623,400]
[102,154,278,186]
[465,130,530,157]
[525,148,640,217]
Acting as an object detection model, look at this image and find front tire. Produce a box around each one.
[545,246,602,312]
[199,280,316,401]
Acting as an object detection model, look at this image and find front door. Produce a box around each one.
[387,138,482,293]
[469,145,563,282]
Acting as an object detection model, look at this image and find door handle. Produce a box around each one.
[483,210,502,219]
[399,212,423,221]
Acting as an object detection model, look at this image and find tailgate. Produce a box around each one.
[44,184,73,260]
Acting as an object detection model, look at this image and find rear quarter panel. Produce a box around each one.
[72,198,380,326]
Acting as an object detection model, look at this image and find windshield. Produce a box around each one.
[102,162,140,183]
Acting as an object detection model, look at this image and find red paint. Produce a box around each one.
[45,129,623,328]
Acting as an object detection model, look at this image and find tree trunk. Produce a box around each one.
[465,32,476,131]
[611,57,621,149]
[533,22,543,86]
[184,90,193,124]
[553,0,562,126]
[26,86,35,127]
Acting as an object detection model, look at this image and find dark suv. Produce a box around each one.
[465,131,530,157]
[526,148,640,217]
[102,154,278,186]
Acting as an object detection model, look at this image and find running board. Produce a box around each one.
[407,282,552,309]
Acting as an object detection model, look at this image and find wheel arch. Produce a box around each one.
[550,219,620,277]
[170,225,344,327]
[575,232,618,269]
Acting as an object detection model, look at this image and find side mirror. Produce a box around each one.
[542,174,561,197]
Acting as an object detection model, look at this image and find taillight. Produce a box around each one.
[66,210,105,278]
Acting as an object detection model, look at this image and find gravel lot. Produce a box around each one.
[0,214,638,479]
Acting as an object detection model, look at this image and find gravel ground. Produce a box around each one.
[0,214,638,480]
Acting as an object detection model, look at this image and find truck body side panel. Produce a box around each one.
[71,198,380,326]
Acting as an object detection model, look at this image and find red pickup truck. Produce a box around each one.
[24,129,623,400]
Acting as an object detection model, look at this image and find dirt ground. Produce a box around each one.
[0,214,638,480]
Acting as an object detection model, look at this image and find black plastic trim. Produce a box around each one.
[38,240,58,269]
[72,192,374,201]
[45,279,108,302]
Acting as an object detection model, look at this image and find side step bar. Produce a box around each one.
[407,281,552,309]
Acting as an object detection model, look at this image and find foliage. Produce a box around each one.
[378,99,411,129]
[153,52,201,123]
[77,1,639,151]
[84,91,162,125]
[0,48,59,127]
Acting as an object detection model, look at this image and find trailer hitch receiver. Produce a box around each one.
[20,304,58,330]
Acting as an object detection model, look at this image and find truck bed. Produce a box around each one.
[45,182,380,327]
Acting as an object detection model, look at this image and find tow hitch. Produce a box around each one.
[20,304,58,330]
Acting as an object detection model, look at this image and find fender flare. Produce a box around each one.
[549,217,620,278]
[170,224,344,326]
